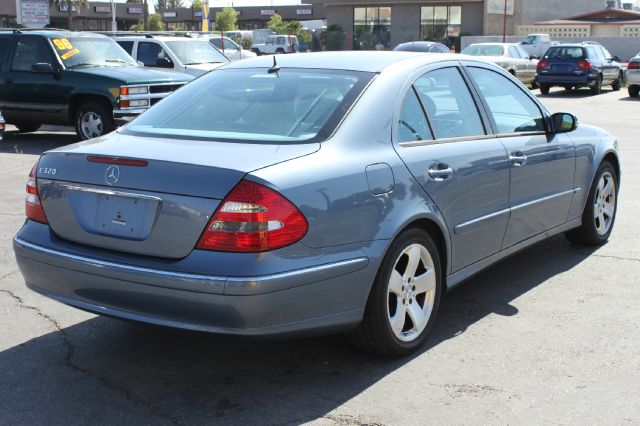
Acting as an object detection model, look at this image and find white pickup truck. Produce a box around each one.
[252,35,299,55]
[519,34,557,58]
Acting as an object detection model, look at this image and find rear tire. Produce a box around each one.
[15,122,41,133]
[611,73,622,91]
[590,76,602,95]
[539,84,550,95]
[275,48,285,54]
[74,101,115,141]
[628,85,639,98]
[564,85,573,91]
[347,228,443,357]
[566,161,617,245]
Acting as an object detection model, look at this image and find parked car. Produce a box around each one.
[0,30,192,140]
[393,41,450,53]
[462,43,538,86]
[14,52,620,356]
[535,42,624,95]
[114,35,230,76]
[252,35,298,55]
[625,52,640,97]
[520,33,556,58]
[203,35,257,62]
[0,111,4,142]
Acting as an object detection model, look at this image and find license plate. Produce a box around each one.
[552,64,572,73]
[94,194,159,240]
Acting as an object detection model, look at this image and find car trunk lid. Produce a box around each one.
[36,131,319,258]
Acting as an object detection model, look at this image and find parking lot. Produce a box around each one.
[1,87,639,425]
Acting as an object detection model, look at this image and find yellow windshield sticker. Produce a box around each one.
[60,49,80,60]
[52,38,73,51]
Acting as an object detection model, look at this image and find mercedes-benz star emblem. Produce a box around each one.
[105,165,120,186]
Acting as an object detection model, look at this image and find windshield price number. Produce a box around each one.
[39,167,57,175]
[53,38,73,51]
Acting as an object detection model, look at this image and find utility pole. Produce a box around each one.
[111,0,117,31]
[144,0,149,31]
[502,0,508,43]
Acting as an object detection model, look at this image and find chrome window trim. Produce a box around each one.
[399,134,498,148]
[495,131,548,139]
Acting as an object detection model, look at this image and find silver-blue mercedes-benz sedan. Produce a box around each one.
[14,52,620,356]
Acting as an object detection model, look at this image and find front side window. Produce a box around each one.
[467,67,545,134]
[515,45,530,59]
[462,44,505,57]
[508,46,520,58]
[353,7,391,50]
[137,42,172,67]
[397,89,433,143]
[414,67,485,139]
[12,36,53,71]
[123,68,374,144]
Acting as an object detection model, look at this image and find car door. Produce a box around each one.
[465,64,576,248]
[599,46,619,83]
[136,41,175,70]
[2,35,65,125]
[0,34,13,113]
[516,45,537,81]
[393,65,511,272]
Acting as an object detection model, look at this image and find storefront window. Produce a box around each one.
[420,6,461,49]
[353,7,391,50]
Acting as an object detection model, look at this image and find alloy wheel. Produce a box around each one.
[594,171,616,236]
[387,243,437,342]
[80,111,104,139]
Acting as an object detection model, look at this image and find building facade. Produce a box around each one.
[309,0,607,49]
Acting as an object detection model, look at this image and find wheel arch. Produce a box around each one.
[602,151,621,182]
[69,94,113,123]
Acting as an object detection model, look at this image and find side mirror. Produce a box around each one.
[155,57,173,68]
[136,60,144,67]
[611,55,621,62]
[31,63,54,74]
[529,55,538,60]
[551,112,577,133]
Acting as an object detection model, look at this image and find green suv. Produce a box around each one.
[0,29,193,140]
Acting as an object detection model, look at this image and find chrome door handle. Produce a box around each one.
[427,164,453,181]
[509,151,528,166]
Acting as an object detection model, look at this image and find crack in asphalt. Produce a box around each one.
[0,289,183,425]
[592,254,640,262]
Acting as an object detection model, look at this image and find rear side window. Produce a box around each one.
[544,47,584,60]
[468,67,545,134]
[0,37,8,69]
[414,67,485,139]
[123,68,374,143]
[397,89,433,143]
[210,38,222,48]
[117,40,134,55]
[11,36,53,72]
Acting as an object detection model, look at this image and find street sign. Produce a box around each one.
[16,0,50,28]
[487,0,514,15]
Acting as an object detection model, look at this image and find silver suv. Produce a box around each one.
[114,35,230,76]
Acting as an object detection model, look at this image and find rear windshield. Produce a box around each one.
[544,47,584,60]
[122,68,374,143]
[462,45,505,57]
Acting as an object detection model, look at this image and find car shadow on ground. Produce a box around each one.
[0,129,78,155]
[537,88,617,98]
[0,235,599,424]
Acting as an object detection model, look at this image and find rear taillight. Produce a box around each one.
[26,163,48,224]
[628,61,640,70]
[196,180,308,252]
[577,60,592,70]
[536,59,549,72]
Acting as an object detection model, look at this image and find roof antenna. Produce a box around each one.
[268,55,281,75]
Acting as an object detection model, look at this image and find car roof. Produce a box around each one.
[549,42,600,47]
[114,36,204,42]
[224,51,486,73]
[467,43,513,47]
[0,30,108,39]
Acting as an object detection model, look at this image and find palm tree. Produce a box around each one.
[49,0,89,30]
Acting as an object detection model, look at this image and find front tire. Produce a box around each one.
[347,229,443,357]
[15,122,41,133]
[566,161,618,245]
[590,76,603,95]
[74,101,115,141]
[539,84,550,95]
[611,73,622,91]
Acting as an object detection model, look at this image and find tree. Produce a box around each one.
[166,0,184,8]
[215,7,237,32]
[132,13,163,31]
[286,20,311,43]
[192,0,203,8]
[267,13,286,34]
[49,0,89,30]
[320,24,346,51]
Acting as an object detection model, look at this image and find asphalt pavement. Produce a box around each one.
[0,88,639,425]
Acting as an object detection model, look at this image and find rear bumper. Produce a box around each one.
[14,235,373,336]
[626,71,640,86]
[536,73,597,86]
